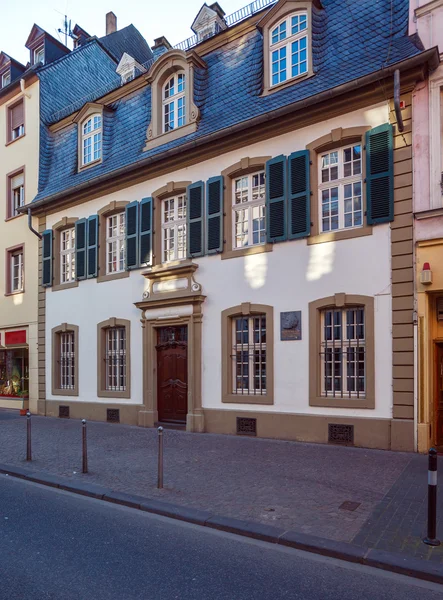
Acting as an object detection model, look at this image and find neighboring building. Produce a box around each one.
[411,0,443,452]
[27,0,438,451]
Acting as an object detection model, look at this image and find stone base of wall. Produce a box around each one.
[43,400,143,425]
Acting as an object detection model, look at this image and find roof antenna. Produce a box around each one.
[58,14,76,47]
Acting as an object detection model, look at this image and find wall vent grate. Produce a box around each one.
[328,424,354,445]
[107,409,120,423]
[236,417,257,436]
[59,405,70,419]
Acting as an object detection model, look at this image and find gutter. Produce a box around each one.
[26,47,439,215]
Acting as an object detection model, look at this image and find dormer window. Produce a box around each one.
[121,68,135,84]
[270,12,308,86]
[2,71,11,88]
[34,45,45,65]
[163,72,186,133]
[82,114,102,166]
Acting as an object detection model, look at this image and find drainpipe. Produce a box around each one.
[28,208,41,240]
[394,70,404,133]
[414,305,418,452]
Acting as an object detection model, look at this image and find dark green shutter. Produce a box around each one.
[42,230,53,287]
[288,150,310,239]
[139,197,153,267]
[87,215,99,278]
[206,176,223,254]
[365,123,394,224]
[125,201,139,270]
[266,155,287,243]
[75,219,87,280]
[187,181,204,258]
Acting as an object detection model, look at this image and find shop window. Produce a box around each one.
[0,348,29,399]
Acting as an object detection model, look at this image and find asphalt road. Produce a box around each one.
[0,476,442,600]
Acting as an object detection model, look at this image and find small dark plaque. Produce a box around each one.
[236,417,257,436]
[280,311,302,341]
[59,405,70,419]
[328,424,354,445]
[107,408,120,423]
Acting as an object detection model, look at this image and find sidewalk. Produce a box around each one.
[1,409,442,567]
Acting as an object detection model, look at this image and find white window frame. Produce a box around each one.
[320,307,366,398]
[106,327,126,391]
[2,71,11,88]
[121,67,135,84]
[162,72,186,133]
[162,195,187,263]
[10,250,24,293]
[81,114,102,166]
[34,45,45,65]
[318,144,363,233]
[60,228,76,284]
[106,212,125,274]
[429,78,443,209]
[232,170,266,249]
[10,172,24,217]
[231,314,267,395]
[60,331,75,390]
[270,12,308,87]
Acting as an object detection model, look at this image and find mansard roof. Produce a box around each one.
[98,24,153,66]
[33,0,434,208]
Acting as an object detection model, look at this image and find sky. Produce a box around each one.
[0,0,246,65]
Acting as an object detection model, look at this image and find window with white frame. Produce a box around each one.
[82,114,102,166]
[34,45,45,65]
[60,228,75,284]
[319,144,362,233]
[270,12,308,87]
[9,171,24,217]
[105,327,126,391]
[320,307,365,398]
[233,171,266,249]
[9,248,24,293]
[2,71,11,88]
[162,195,187,262]
[59,331,75,390]
[162,72,186,133]
[231,314,266,395]
[106,212,125,274]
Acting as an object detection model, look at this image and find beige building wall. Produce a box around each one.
[0,79,40,411]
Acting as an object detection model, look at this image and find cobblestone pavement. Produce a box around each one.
[0,410,441,563]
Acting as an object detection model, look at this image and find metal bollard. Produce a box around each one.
[157,426,164,489]
[423,448,440,546]
[82,419,88,474]
[26,411,32,461]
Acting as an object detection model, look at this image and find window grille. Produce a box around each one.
[106,327,126,392]
[321,307,365,398]
[60,331,75,390]
[232,314,266,395]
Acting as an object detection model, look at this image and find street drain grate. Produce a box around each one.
[339,501,361,512]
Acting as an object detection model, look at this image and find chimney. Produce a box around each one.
[151,36,171,60]
[106,12,117,35]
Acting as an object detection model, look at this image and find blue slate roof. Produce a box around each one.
[99,24,153,65]
[35,0,426,204]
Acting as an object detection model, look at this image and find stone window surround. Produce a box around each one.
[259,0,316,96]
[429,77,443,210]
[151,181,192,267]
[51,323,79,396]
[306,126,372,245]
[97,317,131,399]
[221,157,273,259]
[52,217,79,292]
[143,49,206,152]
[221,303,274,405]
[73,103,104,172]
[5,243,24,296]
[97,201,130,283]
[5,165,25,221]
[309,293,375,409]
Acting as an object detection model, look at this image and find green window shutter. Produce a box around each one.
[266,155,287,243]
[365,123,394,225]
[187,181,204,258]
[42,230,53,287]
[206,176,223,254]
[288,150,311,239]
[87,215,99,278]
[139,197,153,267]
[125,201,139,270]
[75,219,87,280]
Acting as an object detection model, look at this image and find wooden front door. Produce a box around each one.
[436,344,443,448]
[156,326,188,424]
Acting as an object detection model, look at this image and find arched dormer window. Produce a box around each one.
[162,72,186,133]
[270,12,308,86]
[81,114,102,166]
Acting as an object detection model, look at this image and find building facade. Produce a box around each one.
[28,0,438,450]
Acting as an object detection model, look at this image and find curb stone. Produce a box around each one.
[1,463,442,585]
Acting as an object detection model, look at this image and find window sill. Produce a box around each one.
[262,71,314,97]
[222,393,273,405]
[97,270,130,283]
[52,388,78,397]
[79,158,102,172]
[307,225,372,245]
[98,389,131,400]
[5,290,24,297]
[143,122,198,152]
[309,395,375,409]
[5,213,25,222]
[5,133,25,147]
[221,243,273,260]
[52,281,79,292]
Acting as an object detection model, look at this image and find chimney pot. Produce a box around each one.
[106,12,117,35]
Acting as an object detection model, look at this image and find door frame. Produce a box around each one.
[434,341,443,449]
[156,325,189,424]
